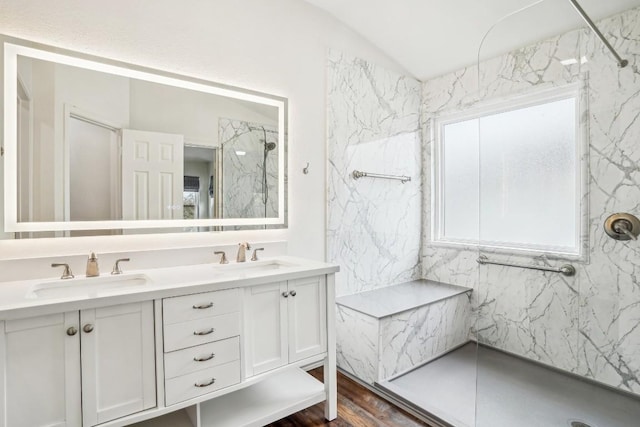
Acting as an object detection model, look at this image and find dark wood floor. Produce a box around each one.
[266,368,433,427]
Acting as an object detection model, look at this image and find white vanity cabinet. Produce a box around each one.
[0,258,338,427]
[0,301,156,427]
[244,275,327,377]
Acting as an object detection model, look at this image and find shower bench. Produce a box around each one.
[336,279,472,384]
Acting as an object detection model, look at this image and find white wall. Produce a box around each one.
[0,0,408,261]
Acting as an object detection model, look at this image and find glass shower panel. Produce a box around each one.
[476,1,640,426]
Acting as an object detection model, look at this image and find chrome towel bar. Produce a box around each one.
[352,170,411,184]
[477,255,576,277]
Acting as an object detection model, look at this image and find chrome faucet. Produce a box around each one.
[236,242,251,263]
[86,252,100,277]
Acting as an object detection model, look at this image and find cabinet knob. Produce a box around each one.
[289,290,297,297]
[66,326,78,336]
[282,292,289,298]
[83,324,94,333]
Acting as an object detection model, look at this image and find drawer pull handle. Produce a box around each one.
[193,302,214,310]
[194,378,216,388]
[193,328,215,336]
[194,353,215,362]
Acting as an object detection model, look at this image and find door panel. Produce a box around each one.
[244,282,288,376]
[3,312,81,427]
[121,129,184,220]
[288,276,327,362]
[81,301,156,426]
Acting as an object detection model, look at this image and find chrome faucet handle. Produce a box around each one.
[251,248,264,261]
[51,263,74,279]
[111,258,130,275]
[214,251,228,264]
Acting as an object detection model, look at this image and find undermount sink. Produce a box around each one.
[26,273,151,299]
[213,259,299,274]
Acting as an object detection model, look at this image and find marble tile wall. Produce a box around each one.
[327,49,426,382]
[422,7,640,394]
[326,49,422,298]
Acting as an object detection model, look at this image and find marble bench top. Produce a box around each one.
[336,279,472,319]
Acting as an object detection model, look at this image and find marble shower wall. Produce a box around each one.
[422,7,640,394]
[327,49,422,298]
[219,118,279,226]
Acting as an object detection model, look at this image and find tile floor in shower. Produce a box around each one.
[378,343,640,427]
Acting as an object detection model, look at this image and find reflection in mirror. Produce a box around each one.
[4,40,286,237]
[183,145,217,221]
[220,119,279,224]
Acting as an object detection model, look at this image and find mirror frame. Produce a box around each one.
[3,38,287,232]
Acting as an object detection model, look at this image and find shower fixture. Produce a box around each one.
[258,127,277,213]
[568,0,628,68]
[604,213,640,241]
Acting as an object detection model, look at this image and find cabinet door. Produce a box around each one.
[288,276,327,362]
[81,301,156,426]
[1,312,81,427]
[244,282,288,377]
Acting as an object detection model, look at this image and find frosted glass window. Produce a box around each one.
[436,93,580,254]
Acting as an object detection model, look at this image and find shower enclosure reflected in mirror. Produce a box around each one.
[3,37,287,237]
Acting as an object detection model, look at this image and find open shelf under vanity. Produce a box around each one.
[133,367,325,427]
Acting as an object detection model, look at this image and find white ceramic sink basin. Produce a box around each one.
[213,259,299,274]
[27,273,151,299]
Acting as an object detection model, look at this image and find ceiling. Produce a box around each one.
[305,0,640,80]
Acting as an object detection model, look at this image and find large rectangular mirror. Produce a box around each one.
[3,39,287,236]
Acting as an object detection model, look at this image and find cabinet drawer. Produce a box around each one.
[165,360,241,406]
[163,289,240,325]
[164,336,240,379]
[164,312,240,352]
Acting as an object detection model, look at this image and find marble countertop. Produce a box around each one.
[336,279,472,319]
[0,256,339,320]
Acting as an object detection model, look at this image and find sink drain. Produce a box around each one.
[569,421,593,427]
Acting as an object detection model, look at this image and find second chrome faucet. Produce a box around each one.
[86,252,99,277]
[235,243,265,262]
[236,242,251,262]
